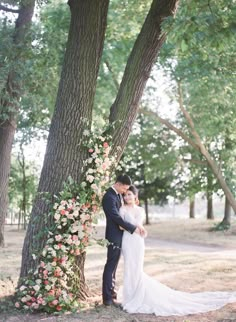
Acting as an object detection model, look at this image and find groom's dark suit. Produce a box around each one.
[102,187,137,304]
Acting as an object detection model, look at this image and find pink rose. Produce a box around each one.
[52,299,58,306]
[40,261,45,267]
[103,142,109,148]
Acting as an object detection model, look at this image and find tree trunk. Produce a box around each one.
[20,0,109,299]
[109,0,179,159]
[18,145,27,229]
[221,197,231,226]
[176,82,236,213]
[144,197,150,225]
[0,124,15,246]
[207,192,214,219]
[189,195,195,219]
[0,0,35,247]
[206,172,214,219]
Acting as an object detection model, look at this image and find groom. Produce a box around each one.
[102,174,145,306]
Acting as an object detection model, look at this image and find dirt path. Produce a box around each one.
[145,237,236,253]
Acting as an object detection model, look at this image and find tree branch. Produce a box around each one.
[108,0,180,160]
[0,4,20,13]
[139,107,200,152]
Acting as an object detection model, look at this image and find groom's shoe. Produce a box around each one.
[103,300,122,309]
[112,291,117,300]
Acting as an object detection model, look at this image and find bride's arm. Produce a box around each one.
[136,207,148,237]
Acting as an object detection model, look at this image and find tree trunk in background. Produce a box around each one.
[207,192,214,219]
[189,195,195,219]
[20,1,109,299]
[0,0,35,247]
[177,81,236,213]
[109,0,179,160]
[144,197,150,225]
[221,197,231,226]
[206,172,214,219]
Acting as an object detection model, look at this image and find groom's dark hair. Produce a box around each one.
[116,174,132,185]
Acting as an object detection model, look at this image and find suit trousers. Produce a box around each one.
[102,244,121,303]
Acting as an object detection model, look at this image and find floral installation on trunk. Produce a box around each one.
[15,127,117,313]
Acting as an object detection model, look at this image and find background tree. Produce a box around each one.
[0,0,35,246]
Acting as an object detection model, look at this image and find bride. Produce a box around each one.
[118,185,236,316]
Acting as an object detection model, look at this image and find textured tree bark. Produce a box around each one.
[0,0,35,247]
[20,0,109,300]
[108,0,180,159]
[207,193,214,220]
[221,197,231,226]
[189,195,195,219]
[206,172,214,219]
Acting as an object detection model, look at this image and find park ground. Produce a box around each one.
[0,218,236,322]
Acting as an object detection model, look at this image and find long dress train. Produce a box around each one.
[118,205,236,316]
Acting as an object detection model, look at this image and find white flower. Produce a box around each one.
[54,245,59,250]
[73,210,79,217]
[51,261,56,267]
[87,158,93,164]
[36,279,42,285]
[55,235,62,241]
[67,213,74,219]
[83,129,90,136]
[81,181,87,188]
[53,203,59,209]
[86,175,94,183]
[54,213,60,221]
[87,168,94,174]
[91,183,98,191]
[20,285,27,291]
[51,250,56,257]
[95,158,101,165]
[45,285,51,291]
[32,254,36,260]
[99,136,105,142]
[95,148,100,154]
[33,285,40,292]
[92,152,98,158]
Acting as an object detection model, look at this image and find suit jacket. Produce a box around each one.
[102,187,136,247]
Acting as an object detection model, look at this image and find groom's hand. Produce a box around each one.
[135,225,146,237]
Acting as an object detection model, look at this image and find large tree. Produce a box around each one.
[20,0,179,298]
[0,0,35,246]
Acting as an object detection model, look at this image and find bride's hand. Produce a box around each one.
[119,226,125,230]
[143,228,148,238]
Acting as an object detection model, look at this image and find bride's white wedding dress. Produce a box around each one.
[118,205,236,316]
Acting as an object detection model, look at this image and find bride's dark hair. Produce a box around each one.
[124,185,139,205]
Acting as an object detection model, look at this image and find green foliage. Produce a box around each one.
[120,113,177,204]
[157,0,236,200]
